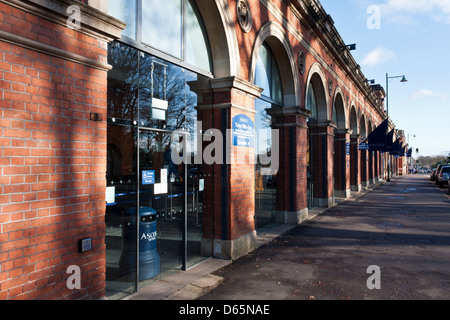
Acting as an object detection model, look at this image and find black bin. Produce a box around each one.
[119,206,160,281]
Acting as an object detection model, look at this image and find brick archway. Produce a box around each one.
[305,64,334,208]
[349,104,361,192]
[360,113,369,188]
[333,90,351,199]
[249,21,301,107]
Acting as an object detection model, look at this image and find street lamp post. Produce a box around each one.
[408,133,416,171]
[385,73,408,182]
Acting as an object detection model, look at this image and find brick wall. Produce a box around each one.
[196,79,260,244]
[0,0,121,300]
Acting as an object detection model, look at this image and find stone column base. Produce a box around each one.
[201,231,257,261]
[334,189,351,199]
[274,208,309,225]
[314,197,335,208]
[362,181,370,188]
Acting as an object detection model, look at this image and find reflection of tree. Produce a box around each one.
[107,42,197,131]
[258,107,271,130]
[139,58,197,135]
[107,42,200,158]
[255,99,272,166]
[107,42,140,120]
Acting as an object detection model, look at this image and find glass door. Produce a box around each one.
[186,162,205,268]
[106,41,211,299]
[105,124,138,300]
[138,128,184,286]
[105,125,187,298]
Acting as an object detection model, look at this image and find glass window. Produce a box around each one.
[307,85,318,120]
[333,105,337,124]
[185,0,212,73]
[107,42,139,121]
[254,98,278,231]
[107,0,212,74]
[108,0,137,40]
[255,43,283,105]
[139,53,187,130]
[255,45,271,98]
[142,0,183,58]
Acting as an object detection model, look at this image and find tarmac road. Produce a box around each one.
[200,175,450,300]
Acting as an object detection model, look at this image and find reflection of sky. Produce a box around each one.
[255,51,271,98]
[306,85,317,119]
[109,0,212,74]
[254,44,273,156]
[142,0,182,58]
[255,99,272,156]
[108,0,137,40]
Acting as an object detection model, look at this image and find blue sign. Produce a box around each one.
[142,170,155,185]
[346,142,351,155]
[359,143,369,151]
[232,114,254,148]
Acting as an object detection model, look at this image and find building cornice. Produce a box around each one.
[0,0,126,70]
[288,0,385,119]
[3,0,126,41]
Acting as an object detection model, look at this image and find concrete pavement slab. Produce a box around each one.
[200,175,450,300]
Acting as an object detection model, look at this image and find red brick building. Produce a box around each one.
[0,0,407,299]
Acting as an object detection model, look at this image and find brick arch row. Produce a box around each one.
[94,0,389,256]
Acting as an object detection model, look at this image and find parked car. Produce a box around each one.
[436,165,450,188]
[435,164,444,184]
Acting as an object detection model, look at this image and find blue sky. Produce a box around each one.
[320,0,450,158]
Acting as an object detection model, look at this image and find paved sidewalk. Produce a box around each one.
[127,179,385,300]
[200,175,450,300]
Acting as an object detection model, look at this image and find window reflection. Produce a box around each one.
[108,0,212,73]
[307,85,318,120]
[142,0,182,58]
[106,41,210,298]
[185,0,212,72]
[108,0,137,40]
[107,43,203,132]
[306,85,318,209]
[254,99,277,231]
[254,42,282,231]
[107,43,139,121]
[255,43,283,105]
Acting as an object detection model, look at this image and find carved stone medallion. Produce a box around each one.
[237,0,252,33]
[298,51,306,75]
[328,79,334,97]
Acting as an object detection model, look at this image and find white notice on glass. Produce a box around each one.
[106,187,115,204]
[154,168,168,195]
[160,169,168,184]
[154,183,168,195]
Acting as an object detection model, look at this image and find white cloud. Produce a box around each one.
[409,88,447,101]
[380,0,450,25]
[361,47,395,67]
